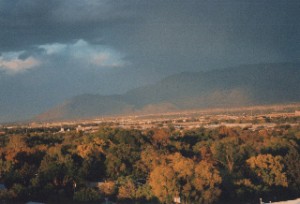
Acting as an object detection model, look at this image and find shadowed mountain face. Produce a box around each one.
[36,63,300,121]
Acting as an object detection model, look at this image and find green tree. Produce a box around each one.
[211,137,248,174]
[73,187,101,202]
[284,148,300,193]
[105,144,139,179]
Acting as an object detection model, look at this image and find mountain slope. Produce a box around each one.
[36,94,134,121]
[36,63,300,121]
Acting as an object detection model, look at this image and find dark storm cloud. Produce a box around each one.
[0,0,299,122]
[100,0,300,73]
[1,1,299,62]
[0,0,131,52]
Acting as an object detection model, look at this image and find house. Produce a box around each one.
[59,127,65,133]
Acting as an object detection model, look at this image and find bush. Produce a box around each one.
[0,189,17,200]
[73,188,101,202]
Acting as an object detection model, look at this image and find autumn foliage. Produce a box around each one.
[0,123,300,203]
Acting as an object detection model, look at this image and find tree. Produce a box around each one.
[100,181,116,198]
[211,137,248,174]
[105,143,139,179]
[152,129,171,147]
[246,154,288,188]
[136,183,153,201]
[193,160,222,204]
[149,153,222,204]
[284,148,300,193]
[73,187,101,202]
[78,154,105,181]
[149,164,177,204]
[0,159,12,180]
[32,154,76,200]
[117,177,137,200]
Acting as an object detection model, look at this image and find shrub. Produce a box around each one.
[73,188,101,202]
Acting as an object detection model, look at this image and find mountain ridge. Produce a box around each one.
[35,63,300,121]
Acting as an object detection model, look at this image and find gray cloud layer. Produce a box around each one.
[0,0,299,122]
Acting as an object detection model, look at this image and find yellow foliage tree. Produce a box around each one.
[149,164,177,204]
[169,153,194,178]
[152,129,171,147]
[246,154,288,187]
[149,153,222,204]
[117,179,137,200]
[100,181,116,197]
[193,160,222,204]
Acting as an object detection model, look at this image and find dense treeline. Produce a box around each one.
[0,124,300,203]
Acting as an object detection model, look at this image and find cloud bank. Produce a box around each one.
[0,52,40,74]
[38,39,127,68]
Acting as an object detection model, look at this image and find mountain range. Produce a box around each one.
[36,63,300,121]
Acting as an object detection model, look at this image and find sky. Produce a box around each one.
[0,0,299,122]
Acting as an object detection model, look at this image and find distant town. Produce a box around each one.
[2,103,300,134]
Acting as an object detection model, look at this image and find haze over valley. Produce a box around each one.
[37,63,300,121]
